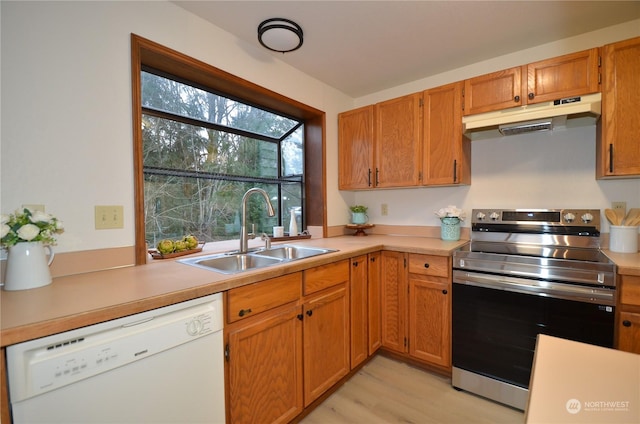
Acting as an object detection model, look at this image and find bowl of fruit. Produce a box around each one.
[149,235,205,259]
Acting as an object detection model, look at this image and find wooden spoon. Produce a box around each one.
[604,209,619,226]
[624,208,640,226]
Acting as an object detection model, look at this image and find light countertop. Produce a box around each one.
[0,235,466,347]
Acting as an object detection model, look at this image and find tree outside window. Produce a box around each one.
[141,71,304,245]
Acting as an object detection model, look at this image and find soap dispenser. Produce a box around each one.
[289,209,298,236]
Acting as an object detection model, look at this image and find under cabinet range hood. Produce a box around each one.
[463,92,601,139]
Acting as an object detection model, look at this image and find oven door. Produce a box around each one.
[452,270,615,408]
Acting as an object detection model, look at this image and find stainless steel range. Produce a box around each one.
[452,209,616,410]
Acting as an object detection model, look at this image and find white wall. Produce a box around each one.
[1,2,638,255]
[1,1,353,253]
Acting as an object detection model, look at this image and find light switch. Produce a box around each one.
[95,205,124,229]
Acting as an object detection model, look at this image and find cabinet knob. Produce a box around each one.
[370,257,376,263]
[623,320,632,327]
[306,310,313,317]
[424,263,430,268]
[238,308,252,317]
[528,92,534,100]
[353,261,359,267]
[442,289,448,295]
[514,95,520,102]
[297,314,303,321]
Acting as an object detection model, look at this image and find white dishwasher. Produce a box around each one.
[6,293,225,424]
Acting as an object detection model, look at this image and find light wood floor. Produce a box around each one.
[301,355,525,424]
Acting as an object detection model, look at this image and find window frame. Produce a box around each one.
[131,34,327,264]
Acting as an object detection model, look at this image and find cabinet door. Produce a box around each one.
[303,284,350,406]
[408,276,451,367]
[618,311,640,354]
[338,105,375,189]
[526,48,600,104]
[368,252,382,355]
[227,304,303,424]
[463,66,524,115]
[381,251,407,353]
[598,36,640,178]
[350,255,368,368]
[422,82,470,185]
[375,93,422,187]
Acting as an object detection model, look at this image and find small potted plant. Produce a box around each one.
[349,205,368,224]
[434,205,465,241]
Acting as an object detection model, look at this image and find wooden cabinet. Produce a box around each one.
[338,105,375,189]
[407,254,451,368]
[381,251,408,353]
[302,283,350,406]
[367,252,382,355]
[227,303,303,424]
[381,251,452,369]
[350,255,368,368]
[616,274,640,354]
[225,273,303,424]
[463,65,525,115]
[226,261,350,422]
[375,93,422,188]
[463,48,600,115]
[597,36,640,178]
[422,82,470,186]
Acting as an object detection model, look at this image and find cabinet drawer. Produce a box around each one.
[227,273,301,323]
[303,260,350,295]
[408,254,450,278]
[619,275,640,306]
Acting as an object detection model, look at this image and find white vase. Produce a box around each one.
[4,242,55,291]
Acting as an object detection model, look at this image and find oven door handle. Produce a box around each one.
[453,271,615,306]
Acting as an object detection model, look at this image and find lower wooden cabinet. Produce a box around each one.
[303,283,350,406]
[226,303,303,424]
[616,273,640,354]
[368,252,382,355]
[381,251,452,370]
[350,255,369,368]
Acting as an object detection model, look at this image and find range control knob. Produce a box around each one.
[476,212,486,220]
[489,212,500,221]
[581,213,594,223]
[563,212,575,223]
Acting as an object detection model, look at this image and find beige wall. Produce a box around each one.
[1,2,638,259]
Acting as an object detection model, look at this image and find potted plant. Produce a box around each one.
[349,205,368,224]
[434,205,465,241]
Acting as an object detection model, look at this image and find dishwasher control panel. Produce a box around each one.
[6,293,223,402]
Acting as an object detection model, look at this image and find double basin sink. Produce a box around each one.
[178,245,337,274]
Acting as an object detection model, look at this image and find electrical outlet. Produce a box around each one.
[95,205,124,229]
[612,202,626,213]
[381,203,388,216]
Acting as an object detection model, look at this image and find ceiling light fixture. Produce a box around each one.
[257,18,303,53]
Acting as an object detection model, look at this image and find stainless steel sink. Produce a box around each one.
[178,253,283,274]
[178,244,337,274]
[253,245,337,260]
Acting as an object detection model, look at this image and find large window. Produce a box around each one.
[131,34,325,264]
[141,70,304,245]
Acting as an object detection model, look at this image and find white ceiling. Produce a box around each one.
[172,1,640,97]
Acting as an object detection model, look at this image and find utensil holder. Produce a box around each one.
[610,226,638,253]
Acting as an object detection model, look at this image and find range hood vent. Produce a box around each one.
[463,93,601,139]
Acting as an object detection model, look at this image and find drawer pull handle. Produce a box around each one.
[623,320,632,327]
[238,308,252,317]
[306,310,313,317]
[442,289,448,295]
[424,263,430,268]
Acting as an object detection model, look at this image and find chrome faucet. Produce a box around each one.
[239,188,275,254]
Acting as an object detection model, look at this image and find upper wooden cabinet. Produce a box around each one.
[597,36,640,178]
[463,65,524,115]
[338,105,375,189]
[375,93,422,188]
[463,48,600,116]
[338,94,421,190]
[422,82,470,185]
[526,48,600,104]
